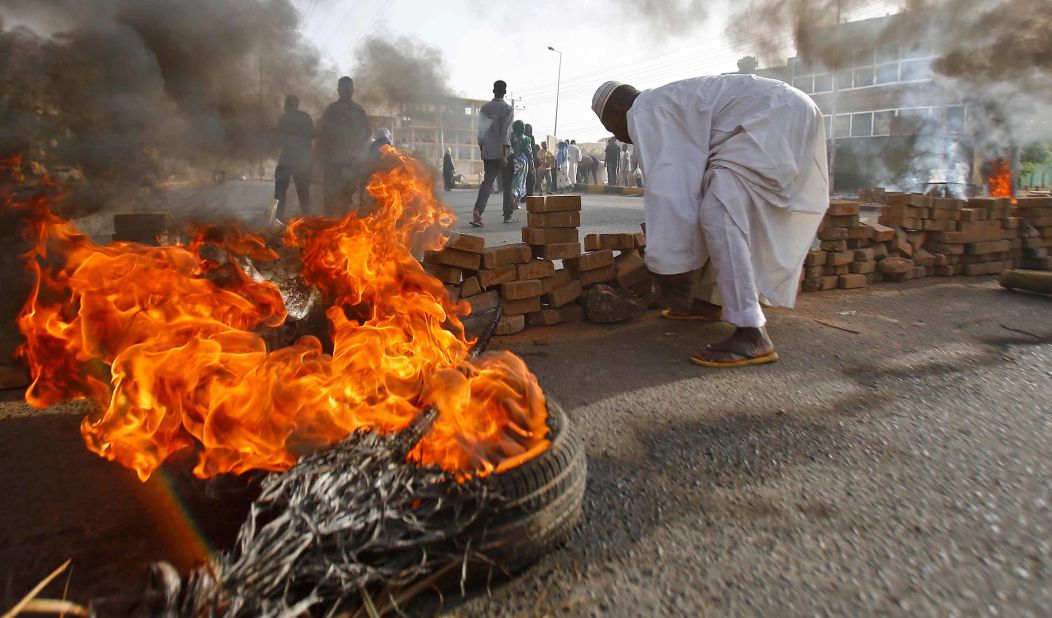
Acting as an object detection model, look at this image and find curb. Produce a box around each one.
[576,184,644,197]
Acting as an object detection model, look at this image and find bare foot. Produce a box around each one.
[690,327,779,367]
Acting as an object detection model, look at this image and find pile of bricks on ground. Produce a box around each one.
[424,194,652,336]
[800,199,897,292]
[801,192,1052,294]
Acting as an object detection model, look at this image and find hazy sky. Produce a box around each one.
[299,1,902,141]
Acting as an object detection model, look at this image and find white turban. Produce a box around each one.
[592,81,625,118]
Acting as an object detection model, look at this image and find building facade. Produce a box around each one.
[387,96,490,180]
[755,13,974,194]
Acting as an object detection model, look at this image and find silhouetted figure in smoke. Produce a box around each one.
[470,80,515,227]
[442,148,456,191]
[273,95,314,220]
[318,76,372,216]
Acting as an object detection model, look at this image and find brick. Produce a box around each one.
[821,240,847,252]
[827,250,854,266]
[848,224,874,240]
[477,264,517,288]
[614,251,650,288]
[913,248,936,267]
[846,239,867,250]
[494,313,526,335]
[503,296,542,315]
[926,241,964,255]
[878,257,914,275]
[929,207,960,221]
[850,260,875,274]
[822,265,839,276]
[931,229,1010,244]
[817,227,848,241]
[517,260,555,280]
[959,208,985,222]
[445,233,485,254]
[502,279,543,301]
[540,269,574,294]
[532,242,582,260]
[834,264,850,275]
[460,276,482,298]
[872,243,888,259]
[527,308,560,327]
[424,262,462,284]
[523,227,579,246]
[565,249,615,272]
[634,232,647,249]
[820,275,839,290]
[966,239,1013,256]
[482,243,532,268]
[907,193,932,208]
[444,284,460,303]
[426,248,481,271]
[869,223,896,242]
[894,229,913,257]
[1003,217,1020,230]
[466,290,500,314]
[839,274,866,289]
[584,233,636,251]
[543,279,583,308]
[930,197,963,211]
[577,264,617,287]
[801,279,822,293]
[933,265,960,276]
[803,265,824,279]
[805,251,828,266]
[914,266,927,278]
[827,200,861,216]
[526,194,581,213]
[853,248,875,262]
[967,197,998,209]
[962,262,989,276]
[828,214,860,228]
[526,211,580,228]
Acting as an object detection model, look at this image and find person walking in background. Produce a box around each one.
[556,140,571,192]
[538,142,554,194]
[442,147,456,191]
[318,76,372,216]
[578,153,600,185]
[605,137,621,186]
[471,80,515,227]
[568,139,582,187]
[524,123,537,200]
[619,143,632,187]
[273,94,314,221]
[509,120,532,205]
[630,145,643,187]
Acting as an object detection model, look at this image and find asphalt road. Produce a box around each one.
[1,180,1049,616]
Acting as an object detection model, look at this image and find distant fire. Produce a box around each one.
[7,150,549,481]
[987,158,1014,201]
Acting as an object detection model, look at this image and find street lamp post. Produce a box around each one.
[548,46,562,142]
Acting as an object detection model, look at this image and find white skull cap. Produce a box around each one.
[592,81,626,118]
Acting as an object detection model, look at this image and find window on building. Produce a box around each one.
[876,63,898,85]
[853,66,875,88]
[852,48,875,68]
[793,76,814,94]
[794,57,812,75]
[874,111,894,136]
[901,41,932,59]
[851,112,873,137]
[813,73,833,93]
[876,44,899,64]
[900,58,932,81]
[833,114,851,138]
[464,106,472,115]
[823,115,832,137]
[946,105,966,133]
[835,69,853,90]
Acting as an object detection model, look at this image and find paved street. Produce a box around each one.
[1,180,1049,616]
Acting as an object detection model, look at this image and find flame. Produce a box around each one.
[6,149,549,481]
[987,159,1015,202]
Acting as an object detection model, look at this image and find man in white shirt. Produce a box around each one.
[591,75,828,367]
[471,80,515,226]
[567,140,582,187]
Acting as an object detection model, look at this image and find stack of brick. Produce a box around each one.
[800,199,895,292]
[1015,196,1052,270]
[879,194,1021,277]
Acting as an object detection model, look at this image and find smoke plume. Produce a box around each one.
[350,34,455,113]
[0,0,330,181]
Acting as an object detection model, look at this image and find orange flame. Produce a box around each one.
[7,149,549,481]
[987,159,1014,202]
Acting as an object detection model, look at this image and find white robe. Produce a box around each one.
[628,74,829,309]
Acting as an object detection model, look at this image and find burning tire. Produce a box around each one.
[469,399,586,573]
